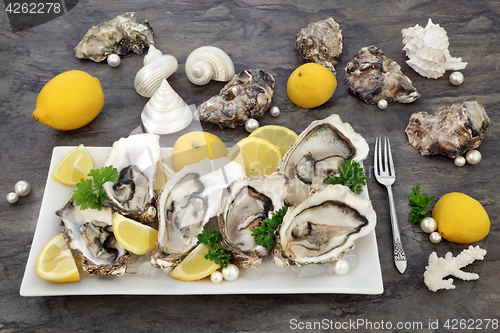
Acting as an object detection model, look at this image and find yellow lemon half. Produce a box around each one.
[287,63,337,108]
[171,131,228,172]
[52,144,94,186]
[111,213,158,255]
[432,192,490,244]
[226,137,282,178]
[248,125,298,157]
[33,70,104,130]
[170,243,221,281]
[36,233,80,283]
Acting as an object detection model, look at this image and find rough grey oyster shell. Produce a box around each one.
[345,45,419,104]
[193,69,275,129]
[75,12,154,62]
[295,17,343,74]
[405,101,490,158]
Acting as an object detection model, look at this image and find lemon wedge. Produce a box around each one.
[36,233,80,283]
[52,144,94,186]
[170,243,221,281]
[111,213,158,255]
[226,137,282,178]
[248,125,298,157]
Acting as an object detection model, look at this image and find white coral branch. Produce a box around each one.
[423,245,487,292]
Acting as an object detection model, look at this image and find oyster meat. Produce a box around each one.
[75,12,155,62]
[193,69,275,129]
[278,114,369,206]
[273,184,377,267]
[56,200,129,276]
[218,172,291,268]
[295,17,343,74]
[345,45,419,104]
[151,157,245,268]
[405,101,490,158]
[103,133,160,223]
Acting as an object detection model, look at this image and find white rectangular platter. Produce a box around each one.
[20,146,383,296]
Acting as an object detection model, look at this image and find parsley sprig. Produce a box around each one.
[197,230,231,268]
[324,159,367,194]
[251,206,288,248]
[72,166,119,210]
[408,184,435,224]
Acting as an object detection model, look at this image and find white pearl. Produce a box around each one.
[377,99,388,110]
[222,264,239,281]
[269,106,280,117]
[107,54,121,67]
[430,232,442,244]
[6,192,18,204]
[245,119,259,133]
[332,259,350,276]
[14,180,31,196]
[449,71,464,86]
[421,217,437,233]
[466,150,482,165]
[454,156,466,167]
[210,271,223,284]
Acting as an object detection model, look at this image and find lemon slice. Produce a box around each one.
[111,213,158,255]
[248,125,298,157]
[36,233,80,283]
[226,137,282,178]
[170,243,221,281]
[52,144,94,186]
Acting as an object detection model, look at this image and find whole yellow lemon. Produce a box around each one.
[33,70,104,130]
[172,131,228,171]
[432,192,490,243]
[287,63,337,108]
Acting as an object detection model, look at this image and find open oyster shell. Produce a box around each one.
[405,101,490,158]
[273,184,376,267]
[218,172,291,268]
[75,12,154,63]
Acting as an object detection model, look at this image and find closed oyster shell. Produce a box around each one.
[345,45,419,104]
[295,17,343,74]
[75,12,154,62]
[193,69,275,129]
[405,101,490,158]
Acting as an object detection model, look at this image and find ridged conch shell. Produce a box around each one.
[185,46,235,85]
[134,46,178,97]
[141,79,192,134]
[402,19,467,79]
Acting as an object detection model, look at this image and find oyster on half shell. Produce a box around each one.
[278,114,369,206]
[273,185,376,267]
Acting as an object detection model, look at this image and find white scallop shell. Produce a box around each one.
[141,79,192,134]
[185,46,235,85]
[402,19,467,79]
[134,46,178,97]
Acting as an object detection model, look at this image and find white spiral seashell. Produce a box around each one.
[402,19,467,79]
[141,79,192,135]
[185,46,235,85]
[134,46,179,97]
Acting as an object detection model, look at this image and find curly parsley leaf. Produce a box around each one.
[197,230,231,268]
[251,206,288,248]
[72,166,119,210]
[408,184,435,224]
[324,159,367,194]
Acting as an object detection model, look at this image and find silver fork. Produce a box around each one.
[374,137,407,274]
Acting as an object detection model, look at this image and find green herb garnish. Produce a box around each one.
[251,206,288,248]
[72,166,119,210]
[408,184,435,224]
[324,159,367,194]
[197,230,231,268]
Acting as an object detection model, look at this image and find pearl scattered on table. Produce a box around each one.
[107,54,121,67]
[465,150,481,165]
[222,264,239,281]
[377,99,388,110]
[269,106,280,117]
[449,71,464,86]
[421,217,437,233]
[429,232,442,244]
[6,192,18,204]
[454,156,466,167]
[332,259,350,276]
[245,118,259,133]
[14,180,31,197]
[211,271,223,284]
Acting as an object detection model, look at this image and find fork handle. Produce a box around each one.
[386,185,407,274]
